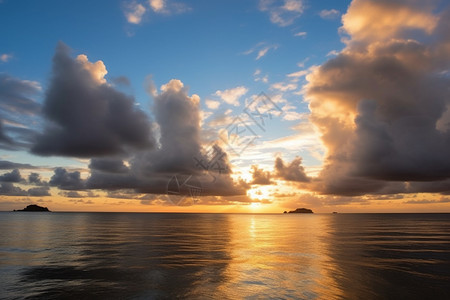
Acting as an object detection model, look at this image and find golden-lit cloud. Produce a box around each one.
[149,0,164,12]
[124,1,146,24]
[341,0,438,43]
[305,0,450,196]
[76,54,107,85]
[214,86,248,106]
[205,99,220,110]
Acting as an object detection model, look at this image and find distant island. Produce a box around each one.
[283,208,313,214]
[14,204,50,212]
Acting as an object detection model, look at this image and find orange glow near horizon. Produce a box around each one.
[2,192,450,213]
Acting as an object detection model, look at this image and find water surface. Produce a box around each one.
[0,213,449,299]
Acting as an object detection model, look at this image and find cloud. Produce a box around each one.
[287,70,308,78]
[124,0,190,24]
[86,170,139,190]
[404,197,450,204]
[149,0,164,12]
[253,69,269,83]
[270,82,297,92]
[86,79,248,199]
[244,43,278,60]
[149,0,190,14]
[326,50,339,56]
[111,76,131,87]
[0,182,28,196]
[49,167,85,190]
[305,0,450,196]
[75,54,107,84]
[250,165,273,185]
[205,99,220,110]
[0,53,12,63]
[0,73,41,124]
[259,0,304,27]
[124,1,147,24]
[319,9,340,20]
[274,156,310,182]
[214,86,248,106]
[89,158,130,173]
[0,169,23,182]
[28,172,47,185]
[27,186,51,197]
[0,182,49,197]
[32,42,155,157]
[0,161,36,169]
[341,0,438,43]
[294,31,307,37]
[256,45,277,60]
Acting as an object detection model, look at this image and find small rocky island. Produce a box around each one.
[283,208,313,214]
[14,204,50,212]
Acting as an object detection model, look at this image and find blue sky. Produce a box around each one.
[1,0,345,168]
[2,0,450,212]
[1,0,345,107]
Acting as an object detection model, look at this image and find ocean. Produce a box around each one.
[0,212,449,299]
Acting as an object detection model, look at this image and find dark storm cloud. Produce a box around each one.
[81,80,248,199]
[0,169,23,182]
[0,182,49,197]
[0,182,28,196]
[141,79,201,173]
[0,73,41,116]
[0,120,13,144]
[274,157,310,182]
[250,165,273,185]
[49,167,85,190]
[0,160,36,170]
[407,179,450,195]
[27,186,51,197]
[86,171,139,190]
[128,79,247,197]
[0,73,41,150]
[61,191,83,198]
[305,0,450,196]
[32,42,155,157]
[28,172,48,185]
[89,158,129,173]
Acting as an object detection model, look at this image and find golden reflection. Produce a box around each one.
[216,214,344,299]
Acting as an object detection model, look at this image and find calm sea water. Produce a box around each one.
[0,212,449,299]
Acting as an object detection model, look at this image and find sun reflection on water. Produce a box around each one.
[214,214,344,299]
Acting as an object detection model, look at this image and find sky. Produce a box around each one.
[1,0,450,213]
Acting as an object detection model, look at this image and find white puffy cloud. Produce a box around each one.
[214,86,248,106]
[0,53,12,63]
[124,1,146,24]
[124,0,190,25]
[149,0,164,12]
[205,99,220,110]
[270,82,297,92]
[319,9,340,20]
[259,0,304,27]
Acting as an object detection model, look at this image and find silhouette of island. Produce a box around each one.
[14,204,50,212]
[284,208,313,214]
